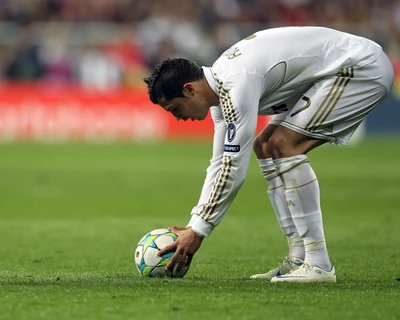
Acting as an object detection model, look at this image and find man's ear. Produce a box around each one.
[182,83,195,97]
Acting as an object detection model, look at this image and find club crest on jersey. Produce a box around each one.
[227,123,236,142]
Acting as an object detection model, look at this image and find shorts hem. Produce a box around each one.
[280,121,341,145]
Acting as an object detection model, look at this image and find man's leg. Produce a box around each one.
[267,126,336,283]
[267,55,394,283]
[250,124,304,280]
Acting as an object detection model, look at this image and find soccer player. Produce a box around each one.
[143,26,394,283]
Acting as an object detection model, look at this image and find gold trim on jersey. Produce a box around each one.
[305,67,354,131]
[214,74,238,123]
[245,34,257,40]
[199,156,233,221]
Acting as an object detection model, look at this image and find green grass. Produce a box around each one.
[0,139,399,320]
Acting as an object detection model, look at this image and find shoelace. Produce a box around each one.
[281,256,291,265]
[285,262,312,275]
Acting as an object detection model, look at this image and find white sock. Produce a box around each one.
[287,234,305,261]
[304,239,331,271]
[274,155,332,270]
[258,158,305,260]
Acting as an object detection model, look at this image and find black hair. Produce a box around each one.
[143,58,203,104]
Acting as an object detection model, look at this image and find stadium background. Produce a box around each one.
[0,0,399,141]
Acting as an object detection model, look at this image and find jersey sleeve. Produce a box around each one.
[188,72,264,237]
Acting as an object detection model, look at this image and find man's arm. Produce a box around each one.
[158,72,263,271]
[188,72,263,238]
[157,106,227,270]
[187,106,227,236]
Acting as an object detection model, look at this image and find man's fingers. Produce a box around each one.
[175,253,188,272]
[157,243,176,257]
[169,226,188,235]
[165,250,180,271]
[185,254,193,266]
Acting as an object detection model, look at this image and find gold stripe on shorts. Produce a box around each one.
[305,67,354,131]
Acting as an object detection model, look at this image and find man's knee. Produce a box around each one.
[267,133,292,159]
[268,127,327,159]
[253,135,267,159]
[253,124,278,159]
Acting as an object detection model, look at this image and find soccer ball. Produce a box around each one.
[134,228,190,278]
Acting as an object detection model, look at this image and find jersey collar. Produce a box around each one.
[202,67,219,97]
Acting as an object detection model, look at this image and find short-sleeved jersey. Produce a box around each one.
[188,26,382,237]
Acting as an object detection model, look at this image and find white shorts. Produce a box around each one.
[269,52,395,145]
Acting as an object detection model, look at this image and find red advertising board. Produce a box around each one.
[0,83,270,141]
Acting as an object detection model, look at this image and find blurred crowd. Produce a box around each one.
[0,0,399,89]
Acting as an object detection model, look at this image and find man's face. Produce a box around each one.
[158,87,210,121]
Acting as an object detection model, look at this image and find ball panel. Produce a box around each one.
[157,256,170,267]
[134,245,143,265]
[162,251,174,260]
[137,260,147,272]
[154,234,175,249]
[149,266,167,278]
[164,232,178,240]
[142,265,155,277]
[143,235,158,252]
[143,247,162,266]
[149,228,170,236]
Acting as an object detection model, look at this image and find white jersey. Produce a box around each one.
[187,26,384,237]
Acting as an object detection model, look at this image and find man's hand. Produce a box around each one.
[158,226,203,272]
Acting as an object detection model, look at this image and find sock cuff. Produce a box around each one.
[257,158,274,167]
[287,234,304,247]
[258,158,277,180]
[304,238,326,251]
[274,155,309,176]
